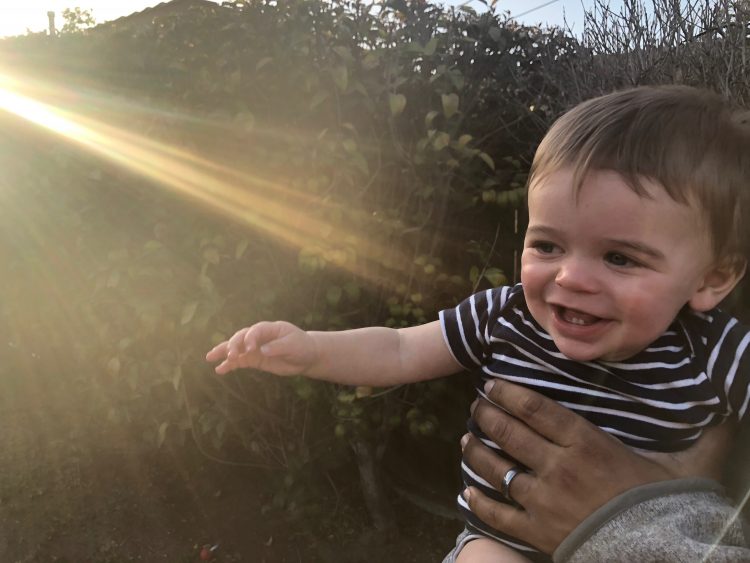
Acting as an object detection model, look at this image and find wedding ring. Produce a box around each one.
[501,466,523,501]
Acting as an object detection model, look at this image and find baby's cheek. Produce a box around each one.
[620,293,676,336]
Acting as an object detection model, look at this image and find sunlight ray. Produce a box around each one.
[0,70,411,287]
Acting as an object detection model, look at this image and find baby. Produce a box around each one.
[206,86,750,562]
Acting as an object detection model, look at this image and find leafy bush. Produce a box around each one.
[3,0,747,532]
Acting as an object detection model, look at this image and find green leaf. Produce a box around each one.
[344,282,361,302]
[406,41,424,53]
[181,301,199,325]
[203,248,220,265]
[337,391,356,404]
[483,267,508,287]
[478,152,495,171]
[362,53,379,70]
[309,91,329,109]
[432,132,450,151]
[389,93,406,116]
[457,134,472,148]
[425,110,439,127]
[423,36,438,56]
[355,386,373,398]
[255,57,273,71]
[482,190,497,203]
[469,266,479,284]
[448,70,465,90]
[326,286,343,306]
[235,239,249,259]
[294,377,314,400]
[157,422,169,448]
[352,153,369,175]
[332,65,348,91]
[441,93,459,118]
[172,366,183,391]
[332,46,353,62]
[353,81,369,97]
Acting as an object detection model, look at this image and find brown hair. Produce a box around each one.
[529,86,750,270]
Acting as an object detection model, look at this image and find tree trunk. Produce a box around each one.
[350,436,396,537]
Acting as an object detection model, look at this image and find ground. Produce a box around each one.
[0,382,461,563]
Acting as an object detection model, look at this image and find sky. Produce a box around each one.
[0,0,607,39]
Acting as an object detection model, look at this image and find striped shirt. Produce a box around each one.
[439,284,750,559]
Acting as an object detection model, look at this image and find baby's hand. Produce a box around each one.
[205,321,317,376]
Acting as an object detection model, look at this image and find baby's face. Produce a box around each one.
[521,168,716,362]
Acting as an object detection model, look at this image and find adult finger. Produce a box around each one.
[483,380,592,447]
[472,397,556,472]
[464,486,532,546]
[461,433,534,507]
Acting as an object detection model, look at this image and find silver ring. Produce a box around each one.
[501,466,523,501]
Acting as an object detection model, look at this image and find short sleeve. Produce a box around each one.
[705,313,750,421]
[438,285,517,370]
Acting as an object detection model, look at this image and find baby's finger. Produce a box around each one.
[214,358,237,375]
[227,328,250,359]
[242,324,265,353]
[205,341,229,362]
[243,321,284,352]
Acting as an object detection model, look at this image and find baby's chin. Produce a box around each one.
[554,341,637,363]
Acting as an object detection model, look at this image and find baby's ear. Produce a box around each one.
[689,257,747,312]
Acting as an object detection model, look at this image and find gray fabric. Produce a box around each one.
[442,528,484,563]
[554,478,749,563]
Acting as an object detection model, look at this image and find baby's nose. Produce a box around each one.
[554,258,598,293]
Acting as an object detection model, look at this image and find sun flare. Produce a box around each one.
[0,68,408,287]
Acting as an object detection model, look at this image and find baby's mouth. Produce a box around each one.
[555,306,603,326]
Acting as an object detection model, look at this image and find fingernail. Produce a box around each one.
[484,380,495,395]
[463,487,472,501]
[260,345,270,354]
[460,434,469,450]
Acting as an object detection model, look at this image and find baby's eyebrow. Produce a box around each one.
[604,239,665,260]
[526,225,559,237]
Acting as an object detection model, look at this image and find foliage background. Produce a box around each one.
[1,0,748,550]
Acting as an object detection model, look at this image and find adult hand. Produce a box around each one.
[462,380,733,554]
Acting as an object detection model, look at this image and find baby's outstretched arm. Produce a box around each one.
[205,320,462,387]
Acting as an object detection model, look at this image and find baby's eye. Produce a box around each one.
[532,241,558,254]
[605,252,637,267]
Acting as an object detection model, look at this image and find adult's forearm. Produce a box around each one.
[554,478,749,563]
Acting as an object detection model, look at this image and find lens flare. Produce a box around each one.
[0,68,409,286]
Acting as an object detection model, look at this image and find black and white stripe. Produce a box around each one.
[439,284,750,559]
